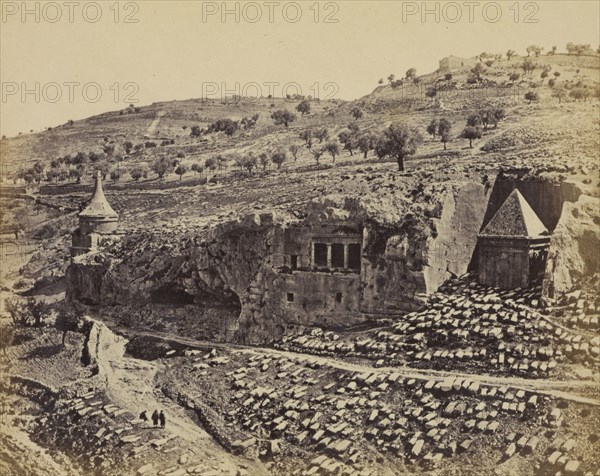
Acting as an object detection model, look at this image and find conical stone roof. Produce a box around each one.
[480,189,548,238]
[79,172,118,220]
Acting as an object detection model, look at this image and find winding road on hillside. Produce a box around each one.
[109,323,600,407]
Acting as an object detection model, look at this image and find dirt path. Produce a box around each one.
[146,110,166,136]
[95,325,269,474]
[112,324,600,406]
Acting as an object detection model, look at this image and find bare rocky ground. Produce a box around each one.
[1,54,599,475]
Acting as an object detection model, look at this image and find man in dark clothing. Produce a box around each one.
[159,410,166,428]
[139,410,148,422]
[151,410,159,427]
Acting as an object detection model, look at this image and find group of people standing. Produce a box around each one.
[140,409,166,428]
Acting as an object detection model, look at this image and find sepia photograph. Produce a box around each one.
[0,1,599,475]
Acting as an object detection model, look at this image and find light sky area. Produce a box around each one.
[1,0,599,137]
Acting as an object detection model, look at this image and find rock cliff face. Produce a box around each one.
[542,194,600,298]
[66,180,493,344]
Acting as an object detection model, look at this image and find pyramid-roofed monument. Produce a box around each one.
[480,189,549,239]
[71,172,119,257]
[478,189,551,289]
[79,171,118,220]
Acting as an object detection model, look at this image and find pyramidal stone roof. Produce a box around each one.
[79,172,118,220]
[480,189,548,238]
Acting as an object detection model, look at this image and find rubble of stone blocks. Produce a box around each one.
[22,385,189,475]
[159,344,600,476]
[275,278,600,377]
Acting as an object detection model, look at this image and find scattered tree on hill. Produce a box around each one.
[191,163,204,176]
[152,156,172,180]
[466,114,482,127]
[489,108,506,128]
[524,91,539,103]
[350,107,363,120]
[548,79,556,88]
[5,298,27,326]
[549,46,557,55]
[69,164,85,183]
[289,144,299,161]
[110,169,121,182]
[475,108,506,130]
[190,125,203,138]
[566,42,591,56]
[56,304,81,347]
[72,151,87,164]
[437,119,452,150]
[324,141,340,162]
[296,100,311,116]
[258,152,269,171]
[174,164,188,181]
[470,63,486,83]
[378,78,384,85]
[426,119,439,139]
[235,153,257,174]
[46,169,59,183]
[462,126,482,148]
[271,109,296,128]
[5,298,48,327]
[526,45,543,57]
[374,137,389,161]
[311,148,325,165]
[271,150,287,169]
[506,49,516,60]
[103,143,115,156]
[445,73,453,81]
[520,58,537,76]
[205,157,217,173]
[405,68,416,80]
[387,74,395,83]
[553,71,561,78]
[299,130,313,149]
[130,165,144,182]
[552,86,567,103]
[207,118,239,136]
[27,299,49,327]
[314,127,329,143]
[338,131,356,156]
[357,132,376,158]
[508,72,520,82]
[241,114,259,130]
[379,123,423,171]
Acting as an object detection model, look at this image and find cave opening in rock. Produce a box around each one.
[150,284,195,305]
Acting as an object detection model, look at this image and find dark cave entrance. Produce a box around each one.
[150,284,195,306]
